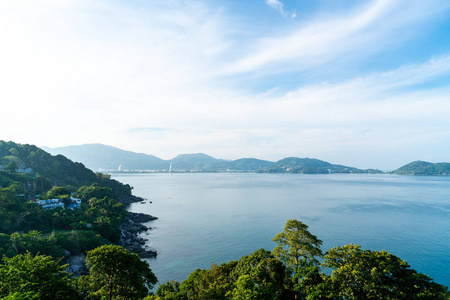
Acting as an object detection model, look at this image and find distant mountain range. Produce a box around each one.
[43,144,383,174]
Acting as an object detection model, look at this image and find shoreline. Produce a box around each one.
[120,210,158,258]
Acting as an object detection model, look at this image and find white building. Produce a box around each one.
[36,199,65,210]
[68,197,82,210]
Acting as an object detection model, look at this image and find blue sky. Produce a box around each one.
[1,0,450,170]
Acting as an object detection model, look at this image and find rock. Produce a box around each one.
[120,210,158,257]
[129,212,158,223]
[138,250,157,258]
[65,254,89,277]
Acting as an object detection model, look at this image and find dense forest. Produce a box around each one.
[0,141,449,299]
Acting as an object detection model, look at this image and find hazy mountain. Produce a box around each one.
[44,144,275,172]
[169,155,275,171]
[170,153,226,171]
[260,157,383,174]
[226,158,274,171]
[43,144,168,171]
[392,161,450,175]
[44,144,384,173]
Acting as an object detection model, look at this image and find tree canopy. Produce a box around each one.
[81,244,157,300]
[272,219,323,269]
[0,252,77,299]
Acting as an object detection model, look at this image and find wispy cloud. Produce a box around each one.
[223,0,449,76]
[265,0,296,19]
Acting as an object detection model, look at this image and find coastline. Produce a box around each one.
[118,194,158,257]
[120,212,158,258]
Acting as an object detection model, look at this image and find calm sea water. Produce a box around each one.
[112,173,450,287]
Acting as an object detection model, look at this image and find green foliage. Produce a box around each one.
[0,252,78,299]
[82,193,127,243]
[174,249,293,300]
[0,143,131,243]
[1,231,63,258]
[55,230,111,255]
[5,161,18,173]
[0,140,134,198]
[79,244,158,299]
[272,219,323,269]
[323,244,449,300]
[230,249,292,300]
[95,172,133,199]
[77,183,115,201]
[46,186,71,199]
[293,259,328,300]
[178,261,237,300]
[152,281,182,299]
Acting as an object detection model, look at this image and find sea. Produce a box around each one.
[111,173,450,288]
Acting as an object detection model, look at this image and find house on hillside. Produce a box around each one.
[16,167,33,173]
[36,199,65,210]
[68,197,82,210]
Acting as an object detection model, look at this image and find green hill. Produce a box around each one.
[392,160,450,175]
[0,140,132,198]
[170,153,225,171]
[261,157,384,174]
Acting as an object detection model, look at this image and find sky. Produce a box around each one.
[1,0,450,170]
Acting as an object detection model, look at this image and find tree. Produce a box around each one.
[81,244,157,300]
[178,262,237,300]
[5,161,18,173]
[272,219,323,270]
[230,249,292,300]
[292,258,328,300]
[151,281,182,300]
[0,252,78,299]
[76,184,114,202]
[46,186,71,199]
[323,244,449,300]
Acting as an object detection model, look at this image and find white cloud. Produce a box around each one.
[0,0,449,169]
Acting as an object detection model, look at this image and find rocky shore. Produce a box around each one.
[65,212,158,277]
[119,212,158,258]
[119,194,146,205]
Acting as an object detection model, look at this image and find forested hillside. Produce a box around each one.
[0,140,133,198]
[393,161,450,175]
[0,140,136,239]
[0,141,160,298]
